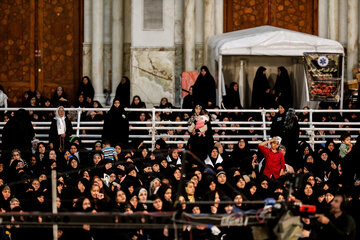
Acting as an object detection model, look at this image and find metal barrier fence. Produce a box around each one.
[1,107,360,150]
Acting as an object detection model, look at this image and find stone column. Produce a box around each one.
[83,0,92,77]
[103,0,112,92]
[203,0,215,66]
[328,0,339,40]
[318,0,328,38]
[92,0,104,102]
[347,0,358,80]
[112,0,123,96]
[338,1,347,45]
[214,0,223,35]
[184,0,195,71]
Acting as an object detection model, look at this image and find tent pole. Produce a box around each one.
[340,54,345,111]
[218,55,223,106]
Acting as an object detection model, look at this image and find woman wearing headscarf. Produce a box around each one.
[0,85,8,119]
[51,86,69,107]
[49,106,73,152]
[77,76,95,100]
[102,98,129,146]
[273,66,292,108]
[115,76,130,107]
[225,82,242,109]
[251,66,271,109]
[192,66,216,108]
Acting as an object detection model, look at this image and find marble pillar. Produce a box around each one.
[92,0,104,102]
[103,0,111,92]
[214,0,223,35]
[112,0,124,97]
[83,0,92,77]
[338,1,347,45]
[203,0,215,66]
[184,0,195,71]
[328,0,339,40]
[318,0,328,38]
[347,0,358,80]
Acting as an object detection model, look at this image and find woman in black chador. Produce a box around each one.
[225,82,243,109]
[77,76,95,100]
[115,76,130,107]
[102,98,129,146]
[251,66,270,109]
[273,66,292,108]
[192,66,216,108]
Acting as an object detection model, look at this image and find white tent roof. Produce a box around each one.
[208,25,344,62]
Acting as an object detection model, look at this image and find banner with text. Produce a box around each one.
[303,53,343,101]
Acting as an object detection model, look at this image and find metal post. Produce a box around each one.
[151,108,156,151]
[51,169,58,240]
[76,107,82,137]
[261,109,267,140]
[309,109,315,150]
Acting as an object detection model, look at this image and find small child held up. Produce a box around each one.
[102,140,118,161]
[339,133,352,159]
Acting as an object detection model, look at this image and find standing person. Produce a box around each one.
[102,98,129,146]
[315,194,356,240]
[1,109,35,164]
[258,137,285,179]
[273,66,292,108]
[224,82,242,109]
[115,76,130,107]
[251,66,271,109]
[49,106,73,152]
[192,66,216,108]
[77,76,95,100]
[182,86,195,110]
[281,108,299,167]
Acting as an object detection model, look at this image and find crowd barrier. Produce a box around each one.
[1,107,360,150]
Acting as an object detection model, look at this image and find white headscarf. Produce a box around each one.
[0,90,8,108]
[55,106,66,135]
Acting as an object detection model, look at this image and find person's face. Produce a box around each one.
[93,155,101,165]
[93,101,99,108]
[307,176,315,186]
[320,152,328,161]
[90,185,100,198]
[139,113,146,121]
[190,175,198,187]
[194,170,202,181]
[164,188,172,202]
[116,190,126,203]
[237,178,246,189]
[201,68,206,76]
[134,97,140,105]
[192,206,200,214]
[225,204,233,214]
[278,68,281,76]
[211,149,218,159]
[161,98,167,105]
[271,141,280,150]
[32,180,40,191]
[109,173,116,183]
[39,174,47,182]
[233,84,238,92]
[57,88,63,96]
[141,148,148,158]
[261,180,268,189]
[83,78,89,85]
[330,195,343,214]
[217,174,226,185]
[234,195,243,206]
[71,159,78,169]
[129,169,137,177]
[172,149,179,159]
[30,97,36,105]
[83,171,90,181]
[113,100,120,108]
[174,169,181,180]
[78,181,85,192]
[82,198,91,211]
[10,200,20,210]
[279,105,285,114]
[280,148,286,156]
[250,186,257,195]
[13,151,20,160]
[153,198,163,211]
[153,179,161,188]
[49,150,57,160]
[160,159,168,168]
[306,156,314,164]
[238,139,246,149]
[185,182,195,195]
[325,192,334,203]
[328,143,335,151]
[304,185,313,196]
[343,136,351,145]
[263,70,267,75]
[318,194,325,203]
[304,147,310,155]
[152,164,159,172]
[78,95,84,102]
[209,181,216,191]
[58,107,65,117]
[139,190,147,202]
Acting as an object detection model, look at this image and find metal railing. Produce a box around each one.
[1,107,359,150]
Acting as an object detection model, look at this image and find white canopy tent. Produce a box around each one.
[207,26,345,109]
